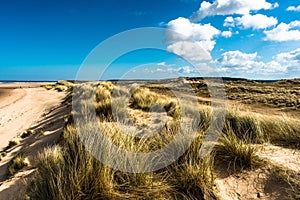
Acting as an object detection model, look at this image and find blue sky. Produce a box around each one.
[0,0,300,80]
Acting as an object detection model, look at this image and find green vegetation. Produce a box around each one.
[8,154,28,175]
[131,87,181,119]
[21,129,35,139]
[27,80,300,199]
[28,82,215,199]
[7,140,18,149]
[42,80,74,92]
[214,130,260,170]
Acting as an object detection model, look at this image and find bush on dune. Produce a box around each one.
[214,129,260,170]
[131,87,181,119]
[28,125,172,199]
[260,116,300,145]
[166,132,216,199]
[8,154,28,176]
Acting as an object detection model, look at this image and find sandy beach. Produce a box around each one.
[0,83,68,198]
[0,83,65,149]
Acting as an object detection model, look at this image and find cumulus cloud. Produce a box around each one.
[216,50,287,77]
[191,0,278,21]
[223,16,235,27]
[177,66,196,74]
[287,5,300,12]
[140,65,201,77]
[274,48,300,72]
[224,14,277,29]
[156,62,175,67]
[234,14,278,29]
[218,50,257,67]
[167,17,220,41]
[167,41,212,61]
[264,20,300,41]
[221,30,233,38]
[166,17,220,61]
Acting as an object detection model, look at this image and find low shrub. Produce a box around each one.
[7,140,18,149]
[21,129,35,138]
[8,154,28,175]
[214,131,260,170]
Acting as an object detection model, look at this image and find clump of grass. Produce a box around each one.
[131,87,161,110]
[54,85,68,92]
[53,80,74,92]
[21,129,35,139]
[7,140,18,149]
[163,100,181,119]
[131,87,181,119]
[214,131,260,170]
[261,115,300,145]
[98,81,115,92]
[57,80,74,88]
[41,84,54,90]
[28,125,171,199]
[28,145,68,199]
[223,106,300,145]
[168,155,216,199]
[225,108,264,143]
[198,105,212,130]
[95,85,113,118]
[163,130,217,199]
[8,154,28,175]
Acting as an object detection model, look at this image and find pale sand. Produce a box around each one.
[0,83,65,149]
[0,83,68,199]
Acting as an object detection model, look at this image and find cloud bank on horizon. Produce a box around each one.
[161,0,300,79]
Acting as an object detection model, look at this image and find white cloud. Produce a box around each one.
[148,49,300,79]
[177,66,195,74]
[167,17,220,41]
[156,62,175,67]
[287,5,300,11]
[221,30,233,38]
[235,14,278,29]
[218,50,258,67]
[166,17,220,61]
[167,41,212,61]
[216,50,287,77]
[274,48,300,69]
[135,65,201,77]
[275,48,300,63]
[191,0,278,21]
[264,20,300,41]
[224,16,235,27]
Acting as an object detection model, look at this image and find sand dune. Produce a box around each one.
[0,83,68,199]
[0,83,65,150]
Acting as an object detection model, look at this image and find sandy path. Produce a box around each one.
[214,144,300,199]
[256,144,300,173]
[0,84,65,149]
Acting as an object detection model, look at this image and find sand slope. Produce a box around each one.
[0,84,65,149]
[0,84,68,199]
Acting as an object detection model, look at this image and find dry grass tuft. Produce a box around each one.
[214,130,260,170]
[8,154,28,175]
